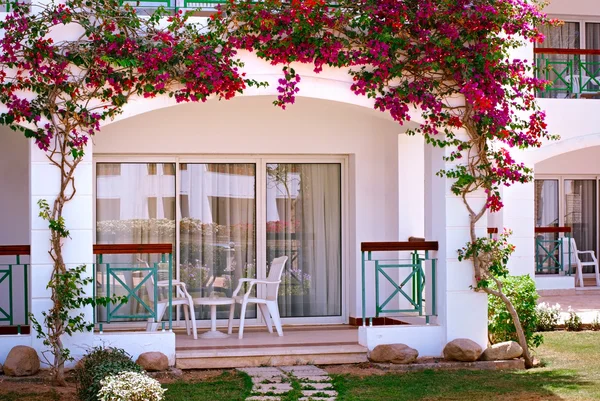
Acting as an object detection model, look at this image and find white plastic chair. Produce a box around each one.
[140,259,198,339]
[227,256,288,339]
[561,237,600,287]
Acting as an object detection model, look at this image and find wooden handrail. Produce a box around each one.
[488,227,499,234]
[534,48,600,56]
[93,243,173,255]
[0,245,30,256]
[361,241,439,252]
[535,227,572,234]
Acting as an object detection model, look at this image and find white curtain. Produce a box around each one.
[565,180,597,271]
[537,22,580,98]
[266,164,341,318]
[96,163,176,320]
[179,164,256,319]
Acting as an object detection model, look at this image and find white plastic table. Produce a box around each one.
[193,297,235,339]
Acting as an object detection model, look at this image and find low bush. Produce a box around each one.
[488,275,543,349]
[564,308,583,331]
[75,347,143,401]
[535,302,562,332]
[99,371,166,401]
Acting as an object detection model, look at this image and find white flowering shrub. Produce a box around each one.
[98,371,166,401]
[535,302,561,332]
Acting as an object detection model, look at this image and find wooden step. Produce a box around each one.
[176,344,368,369]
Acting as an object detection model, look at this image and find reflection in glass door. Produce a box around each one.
[564,179,597,269]
[265,164,342,317]
[179,164,256,320]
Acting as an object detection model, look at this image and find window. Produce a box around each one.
[96,159,344,322]
[535,177,599,274]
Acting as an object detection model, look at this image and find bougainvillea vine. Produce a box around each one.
[209,0,558,368]
[0,0,558,379]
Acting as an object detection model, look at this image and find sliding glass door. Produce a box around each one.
[265,164,342,318]
[95,158,345,324]
[179,163,257,320]
[535,177,599,275]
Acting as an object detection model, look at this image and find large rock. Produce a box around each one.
[368,344,419,364]
[3,346,40,376]
[480,341,523,361]
[136,352,168,372]
[443,339,482,362]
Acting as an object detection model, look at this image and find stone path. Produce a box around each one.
[238,365,337,401]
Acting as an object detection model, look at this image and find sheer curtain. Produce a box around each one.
[537,22,580,98]
[535,180,559,272]
[179,164,256,319]
[96,163,176,321]
[564,180,597,271]
[266,164,341,318]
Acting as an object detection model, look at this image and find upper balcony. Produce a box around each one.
[535,48,600,99]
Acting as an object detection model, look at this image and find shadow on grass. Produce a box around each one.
[331,368,593,401]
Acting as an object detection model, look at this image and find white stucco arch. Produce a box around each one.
[528,132,600,165]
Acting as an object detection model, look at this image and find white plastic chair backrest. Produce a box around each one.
[266,256,288,300]
[561,237,579,268]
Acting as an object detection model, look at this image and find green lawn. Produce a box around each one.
[2,331,598,401]
[332,331,600,401]
[164,371,252,401]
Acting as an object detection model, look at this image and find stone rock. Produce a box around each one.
[3,346,40,377]
[0,362,3,375]
[136,352,168,372]
[368,344,419,364]
[443,339,482,362]
[480,341,523,361]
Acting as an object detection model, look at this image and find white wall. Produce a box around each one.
[544,0,600,17]
[93,96,424,320]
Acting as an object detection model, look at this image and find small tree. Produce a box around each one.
[0,0,262,385]
[211,0,557,368]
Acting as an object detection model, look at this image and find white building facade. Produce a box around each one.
[0,0,596,367]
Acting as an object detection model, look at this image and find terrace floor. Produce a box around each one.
[538,289,600,324]
[174,324,368,369]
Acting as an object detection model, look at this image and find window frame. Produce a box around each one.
[93,154,349,327]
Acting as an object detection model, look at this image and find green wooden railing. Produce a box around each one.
[93,243,173,330]
[0,245,30,328]
[535,227,572,275]
[535,48,600,98]
[361,241,438,326]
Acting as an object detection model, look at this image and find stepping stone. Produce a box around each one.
[254,383,293,392]
[300,396,337,400]
[302,390,338,397]
[246,397,281,401]
[301,382,334,390]
[281,366,328,375]
[239,367,283,375]
[295,375,332,382]
[252,376,285,384]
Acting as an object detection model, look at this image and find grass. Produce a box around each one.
[164,371,252,401]
[1,331,598,401]
[331,331,600,401]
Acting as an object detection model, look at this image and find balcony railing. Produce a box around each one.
[535,48,600,99]
[0,245,30,330]
[93,243,174,331]
[535,227,572,274]
[361,241,438,326]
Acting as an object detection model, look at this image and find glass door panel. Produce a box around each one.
[179,163,256,320]
[565,179,597,269]
[266,163,342,318]
[535,179,560,273]
[96,163,176,322]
